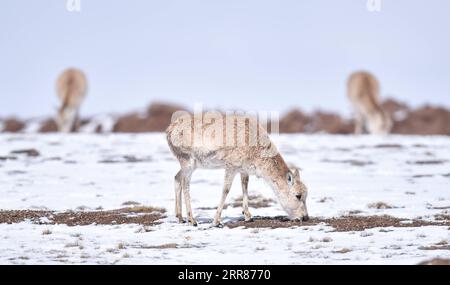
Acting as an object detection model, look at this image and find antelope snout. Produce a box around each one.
[292,215,309,222]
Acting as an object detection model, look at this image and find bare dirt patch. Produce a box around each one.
[413,144,427,148]
[412,174,434,178]
[0,206,166,226]
[225,215,450,231]
[373,144,404,149]
[428,205,450,210]
[367,202,397,209]
[3,99,450,135]
[98,155,152,164]
[333,248,352,254]
[0,156,17,161]
[434,213,450,221]
[0,210,51,224]
[135,243,179,249]
[6,170,27,175]
[346,210,364,215]
[322,159,374,167]
[317,197,334,203]
[121,201,141,206]
[197,206,217,210]
[418,258,450,265]
[419,245,450,251]
[1,118,25,132]
[408,160,447,165]
[10,149,40,157]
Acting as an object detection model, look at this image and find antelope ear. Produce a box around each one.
[289,166,300,178]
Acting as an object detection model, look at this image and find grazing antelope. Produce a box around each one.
[166,112,309,226]
[347,71,392,134]
[56,68,88,132]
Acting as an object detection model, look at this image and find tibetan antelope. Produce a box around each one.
[347,71,392,134]
[56,68,88,132]
[166,112,309,226]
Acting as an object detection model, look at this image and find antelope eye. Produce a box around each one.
[287,172,294,186]
[296,194,302,201]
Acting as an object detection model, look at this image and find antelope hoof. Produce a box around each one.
[213,219,223,228]
[243,211,253,222]
[190,219,198,227]
[177,216,185,224]
[293,218,303,225]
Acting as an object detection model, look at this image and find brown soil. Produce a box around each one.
[2,99,450,135]
[38,119,58,133]
[98,155,153,164]
[382,99,410,117]
[225,215,450,231]
[136,243,179,249]
[121,201,141,206]
[10,149,40,157]
[309,111,355,134]
[112,102,188,132]
[278,109,355,134]
[322,159,374,167]
[408,160,447,165]
[2,118,25,132]
[112,112,149,133]
[279,109,311,133]
[418,245,450,251]
[277,99,450,135]
[418,258,450,265]
[412,174,434,178]
[1,208,449,232]
[333,248,352,254]
[317,197,334,203]
[392,105,450,135]
[0,206,166,226]
[373,144,403,149]
[0,156,17,161]
[434,213,450,221]
[367,202,397,209]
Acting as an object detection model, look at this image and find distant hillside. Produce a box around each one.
[1,99,450,135]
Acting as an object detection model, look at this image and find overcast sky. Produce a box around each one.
[1,0,449,118]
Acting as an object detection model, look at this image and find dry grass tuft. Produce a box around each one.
[333,248,352,254]
[121,201,141,206]
[41,229,52,235]
[368,202,396,209]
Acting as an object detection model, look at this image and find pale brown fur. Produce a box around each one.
[347,71,392,134]
[56,68,88,132]
[166,112,309,226]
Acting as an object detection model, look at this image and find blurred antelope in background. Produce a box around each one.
[56,68,88,132]
[347,71,392,134]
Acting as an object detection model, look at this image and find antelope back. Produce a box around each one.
[56,68,88,108]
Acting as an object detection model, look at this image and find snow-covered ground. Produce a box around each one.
[0,133,449,264]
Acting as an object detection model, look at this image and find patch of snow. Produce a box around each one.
[79,114,116,133]
[0,134,449,264]
[393,110,408,121]
[23,118,45,133]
